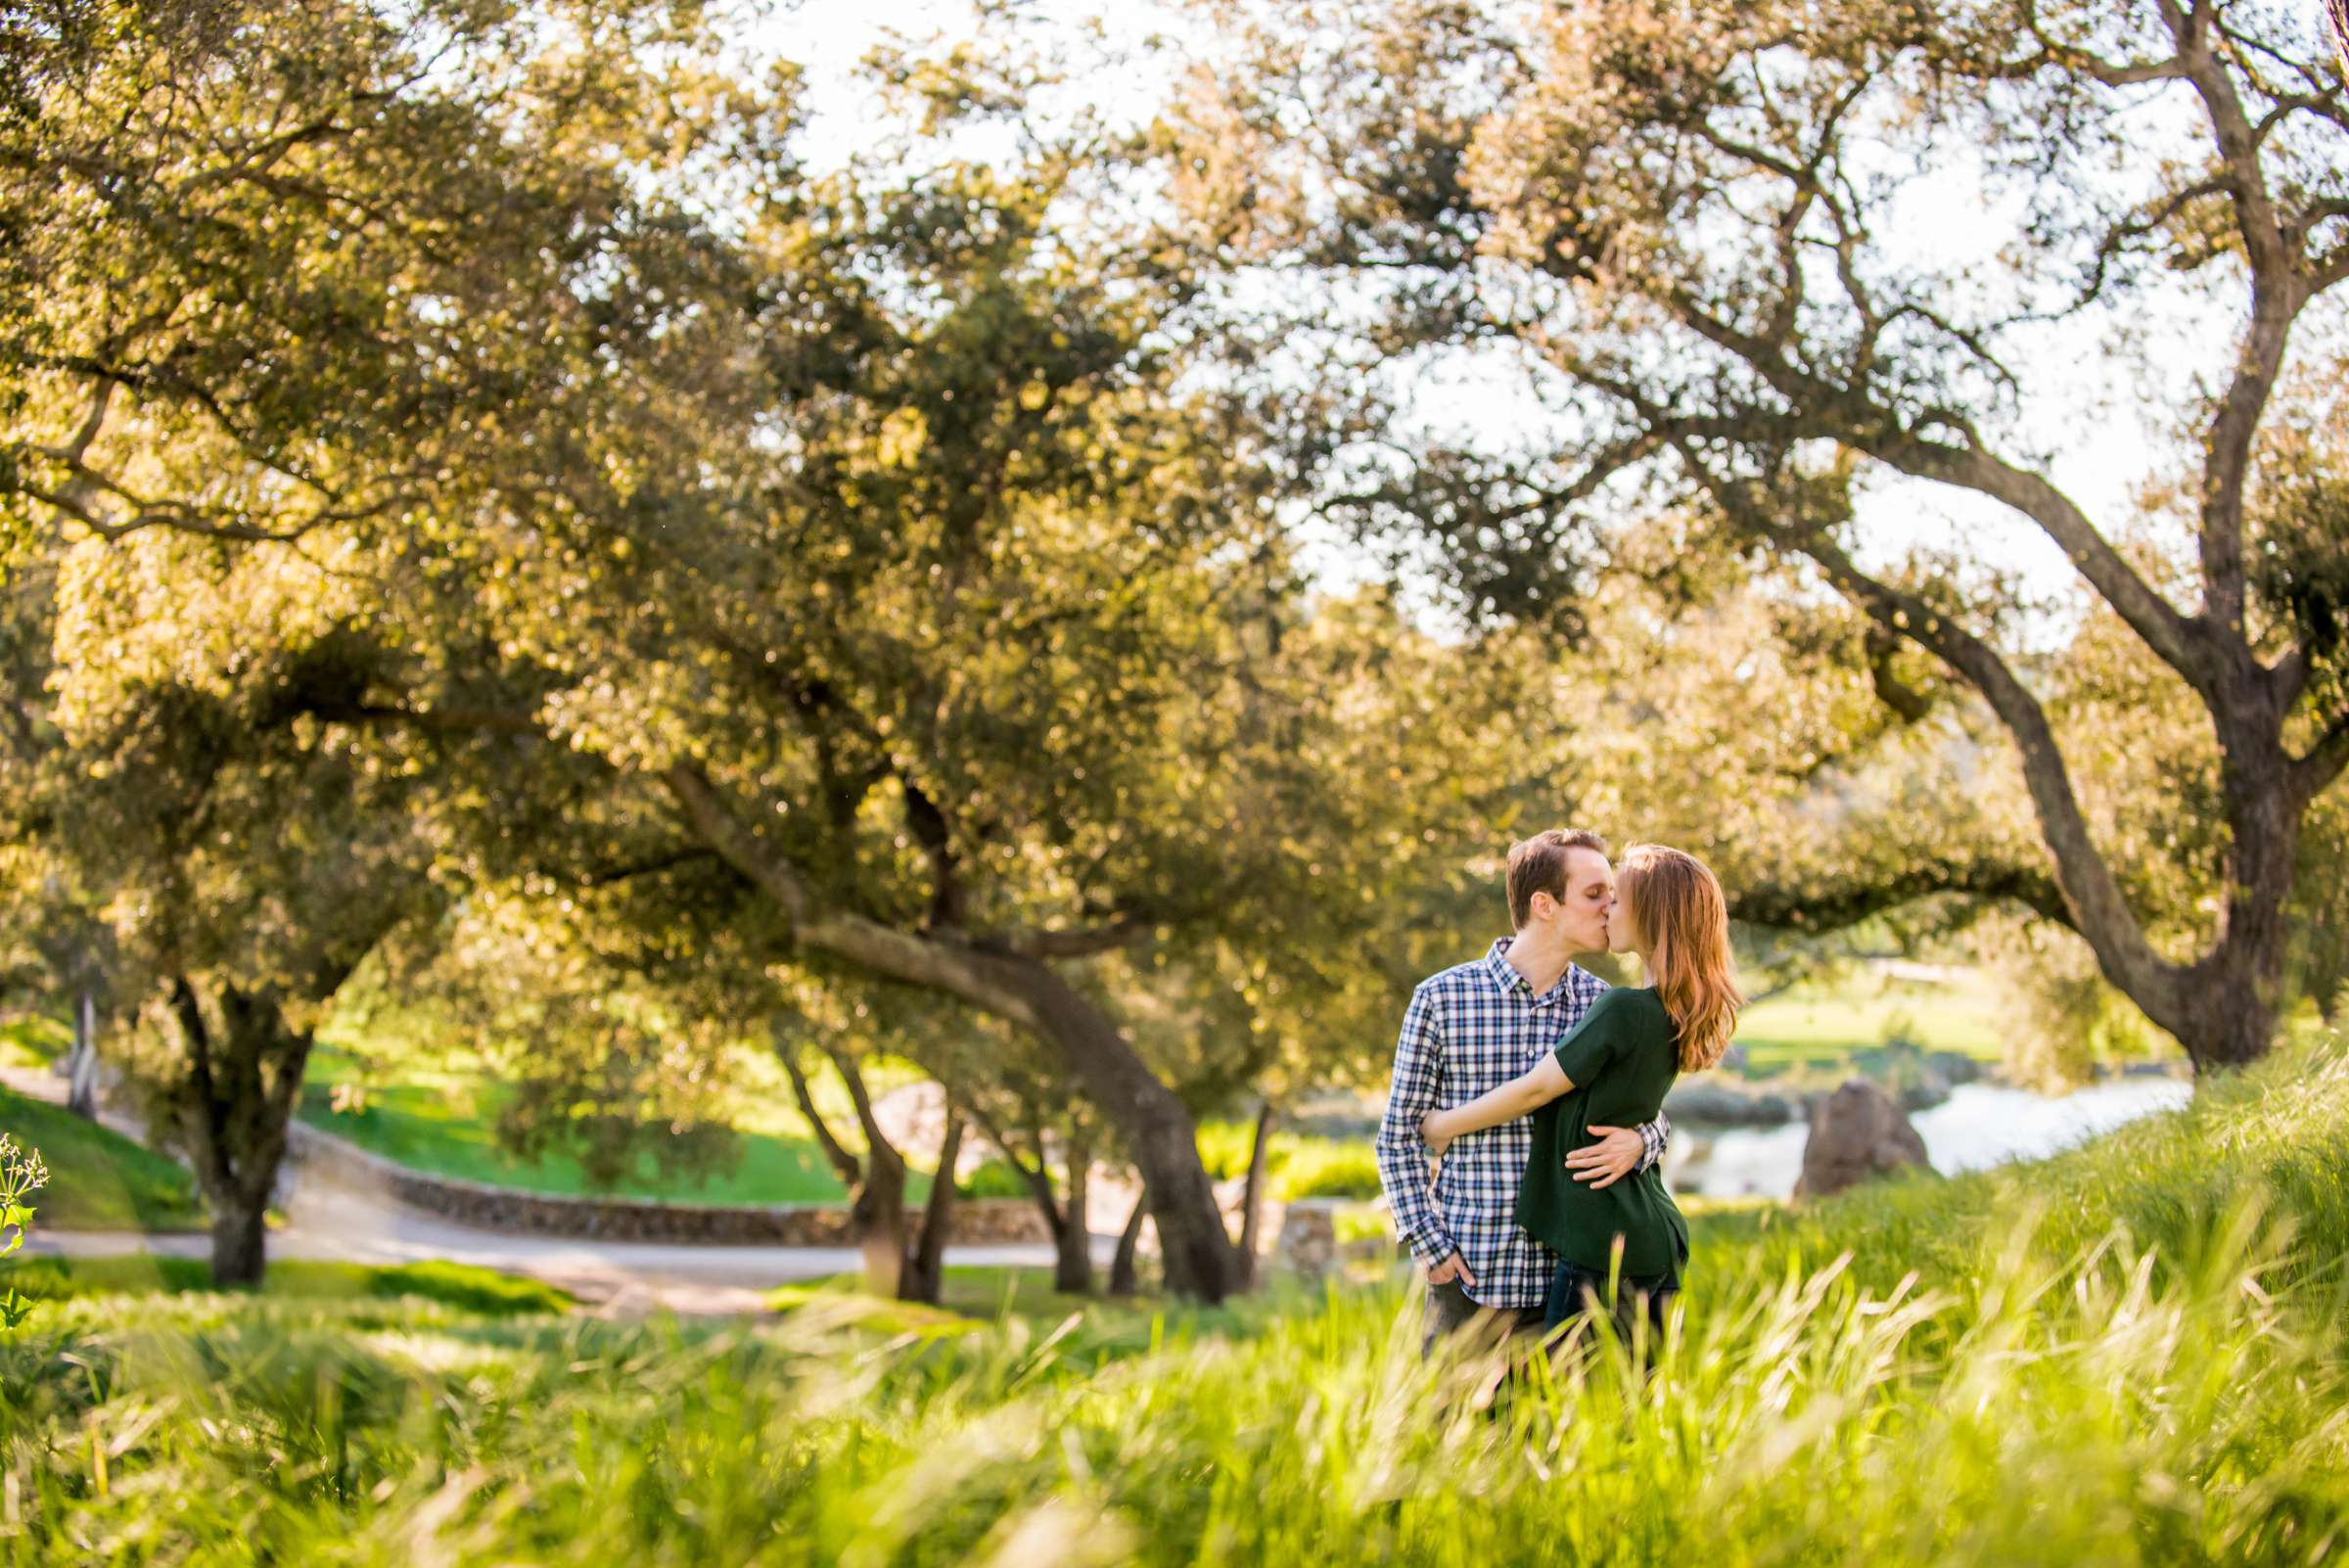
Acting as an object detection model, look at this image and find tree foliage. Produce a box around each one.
[0,6,1540,1299]
[1173,0,2349,1070]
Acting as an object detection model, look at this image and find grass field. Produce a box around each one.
[3,1032,2342,1564]
[1730,968,2009,1067]
[0,1084,202,1231]
[762,1265,1282,1358]
[295,1041,929,1206]
[0,1016,66,1071]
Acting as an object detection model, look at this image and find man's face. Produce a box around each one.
[1555,847,1617,955]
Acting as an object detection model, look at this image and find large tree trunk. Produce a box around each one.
[668,768,1244,1300]
[1109,1189,1147,1296]
[209,1188,269,1287]
[1052,1124,1092,1296]
[854,1148,910,1299]
[1234,1101,1277,1290]
[163,978,313,1289]
[775,1034,910,1298]
[2105,723,2299,1073]
[1792,533,2313,1078]
[899,1105,963,1305]
[980,956,1239,1300]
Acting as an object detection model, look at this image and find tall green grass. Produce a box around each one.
[4,1036,2345,1565]
[0,1255,574,1315]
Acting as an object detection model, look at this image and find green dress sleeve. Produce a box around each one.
[1551,988,1628,1089]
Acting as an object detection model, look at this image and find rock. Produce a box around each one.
[1927,1051,1985,1086]
[1894,1071,1953,1114]
[1794,1079,1934,1200]
[1663,1079,1798,1127]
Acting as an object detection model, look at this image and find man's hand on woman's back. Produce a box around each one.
[1567,1124,1644,1189]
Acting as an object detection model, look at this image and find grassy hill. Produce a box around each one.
[294,1039,942,1205]
[3,1033,2343,1564]
[0,1015,68,1070]
[1730,967,2008,1067]
[0,1083,203,1230]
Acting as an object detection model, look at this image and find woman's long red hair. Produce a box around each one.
[1619,844,1742,1072]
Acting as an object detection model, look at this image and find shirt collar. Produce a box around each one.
[1483,937,1585,1010]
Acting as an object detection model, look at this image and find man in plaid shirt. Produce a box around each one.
[1376,829,1672,1352]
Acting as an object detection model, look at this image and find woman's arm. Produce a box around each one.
[1420,1055,1574,1156]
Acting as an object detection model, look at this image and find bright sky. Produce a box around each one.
[753,0,2250,621]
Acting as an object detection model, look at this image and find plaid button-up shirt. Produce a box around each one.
[1375,939,1672,1310]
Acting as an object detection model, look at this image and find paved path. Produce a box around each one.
[5,1062,1109,1315]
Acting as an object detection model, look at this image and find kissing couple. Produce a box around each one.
[1374,830,1741,1357]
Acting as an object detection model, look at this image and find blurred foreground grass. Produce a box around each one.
[0,1254,573,1315]
[4,1033,2345,1565]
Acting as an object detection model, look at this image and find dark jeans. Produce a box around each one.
[1543,1260,1678,1345]
[1421,1279,1547,1360]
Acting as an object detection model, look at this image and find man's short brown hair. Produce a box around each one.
[1505,829,1609,928]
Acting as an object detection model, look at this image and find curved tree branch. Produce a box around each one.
[1728,860,2074,933]
[772,1025,864,1190]
[1676,446,2180,1009]
[975,918,1157,959]
[2291,707,2349,810]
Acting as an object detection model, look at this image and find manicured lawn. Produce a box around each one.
[1731,967,2009,1067]
[0,1083,203,1230]
[766,1264,1300,1359]
[1196,1119,1383,1198]
[297,1041,937,1205]
[0,1014,67,1070]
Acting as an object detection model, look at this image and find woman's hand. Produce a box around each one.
[1419,1111,1452,1158]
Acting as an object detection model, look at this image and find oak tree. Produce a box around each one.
[1176,0,2349,1070]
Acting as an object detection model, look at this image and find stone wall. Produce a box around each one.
[285,1122,1051,1245]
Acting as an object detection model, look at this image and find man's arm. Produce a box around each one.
[1374,985,1460,1272]
[1422,1054,1571,1155]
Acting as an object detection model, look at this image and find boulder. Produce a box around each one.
[1663,1079,1799,1127]
[1927,1050,1986,1086]
[1794,1079,1933,1199]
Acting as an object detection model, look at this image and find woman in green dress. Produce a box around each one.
[1421,844,1741,1338]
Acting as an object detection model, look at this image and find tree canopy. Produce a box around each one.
[1,4,1539,1297]
[1170,0,2349,1070]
